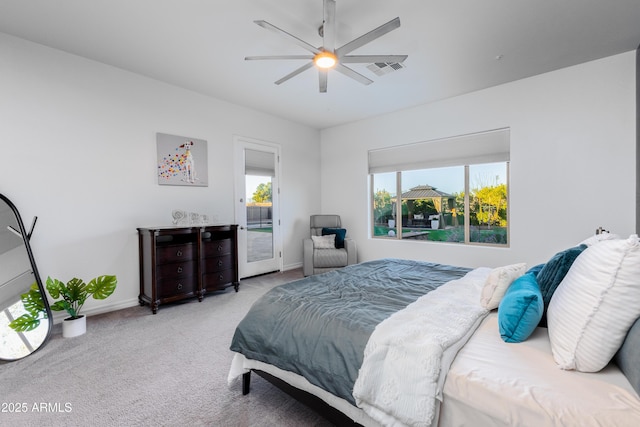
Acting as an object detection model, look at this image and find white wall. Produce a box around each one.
[0,33,321,316]
[320,51,636,269]
[1,31,634,318]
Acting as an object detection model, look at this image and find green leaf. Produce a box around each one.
[20,284,46,317]
[86,275,117,300]
[45,276,62,299]
[65,278,87,301]
[9,314,41,332]
[49,300,68,312]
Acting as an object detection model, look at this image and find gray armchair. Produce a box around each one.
[303,214,357,276]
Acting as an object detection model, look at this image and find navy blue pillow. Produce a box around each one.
[322,228,346,249]
[536,244,587,327]
[526,263,545,276]
[498,273,543,343]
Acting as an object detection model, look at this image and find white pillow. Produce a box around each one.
[480,263,527,309]
[579,232,619,247]
[548,234,640,372]
[311,234,335,249]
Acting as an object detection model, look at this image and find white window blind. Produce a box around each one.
[368,128,510,174]
[245,149,275,176]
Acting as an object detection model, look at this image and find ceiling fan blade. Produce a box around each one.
[322,0,336,52]
[254,20,320,54]
[340,54,408,63]
[319,69,328,93]
[336,17,401,57]
[334,64,373,85]
[274,62,315,85]
[245,55,314,61]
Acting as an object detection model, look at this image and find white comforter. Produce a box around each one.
[352,267,491,427]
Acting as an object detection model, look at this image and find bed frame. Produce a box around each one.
[242,370,361,426]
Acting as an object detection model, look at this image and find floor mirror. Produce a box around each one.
[0,193,51,361]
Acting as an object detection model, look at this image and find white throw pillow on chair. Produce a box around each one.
[311,234,336,249]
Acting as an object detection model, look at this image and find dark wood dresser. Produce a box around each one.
[137,225,239,314]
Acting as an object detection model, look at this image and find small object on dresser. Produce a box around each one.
[171,209,188,225]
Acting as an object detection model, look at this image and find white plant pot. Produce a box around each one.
[388,220,395,228]
[62,315,86,338]
[431,220,440,230]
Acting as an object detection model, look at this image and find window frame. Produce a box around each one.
[368,129,510,247]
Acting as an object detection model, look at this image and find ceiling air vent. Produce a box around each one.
[366,61,406,77]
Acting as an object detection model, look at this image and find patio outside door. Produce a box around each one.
[234,137,281,279]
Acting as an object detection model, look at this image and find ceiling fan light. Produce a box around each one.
[314,51,337,68]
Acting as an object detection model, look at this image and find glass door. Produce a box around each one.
[234,138,281,278]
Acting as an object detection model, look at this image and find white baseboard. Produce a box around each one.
[49,297,140,324]
[48,265,304,324]
[283,261,302,271]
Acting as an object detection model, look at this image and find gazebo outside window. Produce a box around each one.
[389,185,460,240]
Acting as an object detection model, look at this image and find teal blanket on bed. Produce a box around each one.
[229,258,471,405]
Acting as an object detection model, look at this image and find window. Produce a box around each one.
[369,129,509,246]
[372,172,397,237]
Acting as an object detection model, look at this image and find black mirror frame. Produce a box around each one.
[0,193,52,361]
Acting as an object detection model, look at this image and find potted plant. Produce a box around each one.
[429,214,440,230]
[46,275,117,338]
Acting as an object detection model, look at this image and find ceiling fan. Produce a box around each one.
[245,0,408,93]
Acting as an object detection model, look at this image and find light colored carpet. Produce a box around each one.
[0,269,336,427]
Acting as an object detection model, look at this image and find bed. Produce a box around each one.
[228,236,640,426]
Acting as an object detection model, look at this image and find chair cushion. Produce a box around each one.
[313,248,348,268]
[322,227,347,248]
[310,215,342,236]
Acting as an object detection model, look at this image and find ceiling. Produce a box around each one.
[1,0,639,129]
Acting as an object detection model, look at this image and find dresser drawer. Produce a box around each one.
[157,243,195,264]
[202,238,232,256]
[157,276,197,299]
[156,260,196,279]
[203,269,234,290]
[202,254,233,274]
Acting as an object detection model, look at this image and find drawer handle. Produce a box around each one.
[217,245,223,251]
[176,250,183,257]
[218,274,224,280]
[217,260,223,267]
[177,283,183,290]
[177,266,183,273]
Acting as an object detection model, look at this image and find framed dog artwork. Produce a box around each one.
[156,133,208,187]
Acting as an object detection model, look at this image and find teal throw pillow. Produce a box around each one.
[322,228,346,249]
[498,272,543,343]
[536,244,587,326]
